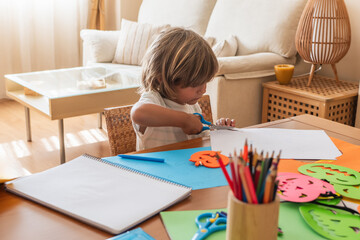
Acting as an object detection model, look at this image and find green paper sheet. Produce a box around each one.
[160,209,227,240]
[278,202,326,240]
[161,203,326,240]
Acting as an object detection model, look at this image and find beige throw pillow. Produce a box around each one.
[80,29,120,63]
[203,36,216,47]
[113,19,169,66]
[212,35,238,57]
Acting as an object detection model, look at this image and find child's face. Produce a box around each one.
[173,83,207,105]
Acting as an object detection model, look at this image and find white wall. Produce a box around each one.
[349,0,360,127]
[319,0,360,84]
[336,0,360,128]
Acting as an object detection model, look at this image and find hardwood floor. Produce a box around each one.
[0,99,110,178]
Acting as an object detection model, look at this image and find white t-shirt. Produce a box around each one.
[132,91,208,150]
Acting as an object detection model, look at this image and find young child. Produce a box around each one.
[131,27,235,150]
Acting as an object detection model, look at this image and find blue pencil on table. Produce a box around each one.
[117,154,165,163]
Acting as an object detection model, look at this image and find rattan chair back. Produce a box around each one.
[104,94,213,155]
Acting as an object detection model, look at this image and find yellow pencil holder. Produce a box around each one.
[226,192,280,240]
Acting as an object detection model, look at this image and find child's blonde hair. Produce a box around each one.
[140,27,218,100]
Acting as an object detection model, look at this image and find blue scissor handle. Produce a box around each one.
[195,212,213,228]
[193,113,211,132]
[192,212,227,240]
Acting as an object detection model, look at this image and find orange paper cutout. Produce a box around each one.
[189,151,229,168]
[278,137,360,173]
[328,137,360,172]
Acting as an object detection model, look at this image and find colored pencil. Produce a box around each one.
[251,148,258,176]
[238,163,252,203]
[118,154,165,162]
[243,139,248,163]
[229,155,240,200]
[263,173,273,203]
[272,180,279,201]
[234,153,243,201]
[248,144,253,174]
[256,154,267,196]
[253,149,258,168]
[244,164,258,204]
[216,153,234,193]
[268,170,277,202]
[254,161,262,188]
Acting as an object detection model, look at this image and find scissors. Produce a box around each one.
[191,212,227,240]
[194,113,235,132]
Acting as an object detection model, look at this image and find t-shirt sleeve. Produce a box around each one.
[132,91,164,135]
[134,91,164,107]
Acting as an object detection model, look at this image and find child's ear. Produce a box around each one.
[153,77,161,88]
[155,77,162,85]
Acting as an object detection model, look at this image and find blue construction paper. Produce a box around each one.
[107,228,155,240]
[102,147,230,190]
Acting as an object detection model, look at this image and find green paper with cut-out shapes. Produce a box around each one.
[299,203,360,240]
[298,163,360,185]
[333,184,360,200]
[316,197,342,205]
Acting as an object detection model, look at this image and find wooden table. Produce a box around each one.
[1,115,359,240]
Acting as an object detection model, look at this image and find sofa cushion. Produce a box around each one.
[217,52,296,79]
[138,0,217,36]
[212,35,238,57]
[205,0,307,58]
[80,29,120,63]
[204,36,216,47]
[113,19,169,66]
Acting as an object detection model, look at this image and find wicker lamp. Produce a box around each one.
[295,0,351,86]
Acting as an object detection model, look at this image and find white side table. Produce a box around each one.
[5,66,140,164]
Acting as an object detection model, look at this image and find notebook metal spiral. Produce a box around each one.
[85,153,192,191]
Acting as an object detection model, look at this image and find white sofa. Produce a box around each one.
[81,0,307,127]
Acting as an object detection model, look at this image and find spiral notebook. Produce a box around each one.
[5,154,191,234]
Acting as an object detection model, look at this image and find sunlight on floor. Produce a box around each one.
[41,138,55,152]
[79,130,99,144]
[0,128,107,158]
[1,128,108,178]
[11,140,31,158]
[0,145,31,180]
[0,141,30,159]
[65,133,82,148]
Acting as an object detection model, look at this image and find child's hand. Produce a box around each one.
[216,118,236,127]
[181,113,204,135]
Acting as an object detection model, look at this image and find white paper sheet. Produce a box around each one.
[5,155,191,234]
[210,128,342,160]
